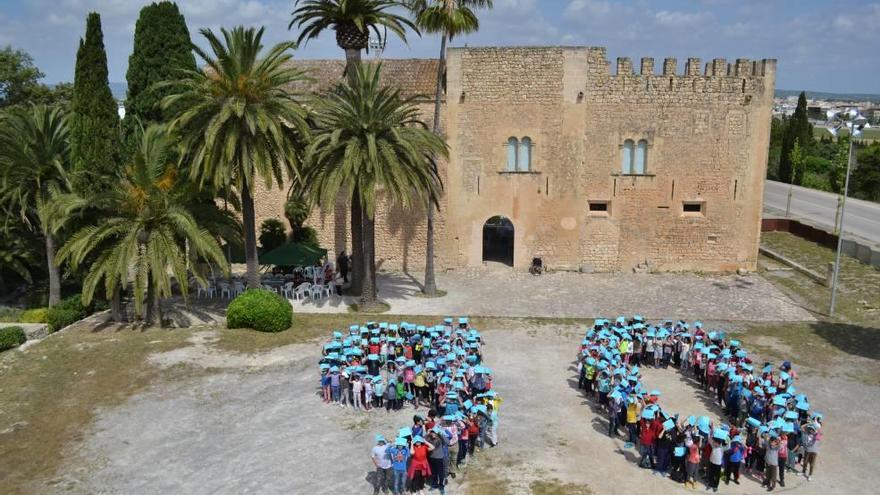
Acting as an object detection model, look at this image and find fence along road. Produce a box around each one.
[763,180,880,246]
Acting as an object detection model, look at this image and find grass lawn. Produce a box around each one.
[761,231,880,325]
[749,231,880,384]
[0,327,194,493]
[814,126,880,142]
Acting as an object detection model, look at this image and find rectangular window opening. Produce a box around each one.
[682,201,705,216]
[589,201,610,216]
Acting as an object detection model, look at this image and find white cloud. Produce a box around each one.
[722,21,749,38]
[654,10,710,29]
[46,12,79,27]
[565,0,613,18]
[832,15,855,31]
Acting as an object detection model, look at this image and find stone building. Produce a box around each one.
[253,46,776,273]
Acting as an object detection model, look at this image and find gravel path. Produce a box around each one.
[57,322,873,495]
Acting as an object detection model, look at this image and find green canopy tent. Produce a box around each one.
[259,243,327,267]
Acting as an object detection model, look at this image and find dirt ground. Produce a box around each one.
[46,320,878,495]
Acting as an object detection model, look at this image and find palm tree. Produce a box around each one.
[160,26,310,288]
[290,0,418,295]
[306,63,447,307]
[54,125,228,326]
[290,0,416,79]
[0,104,71,306]
[408,0,491,296]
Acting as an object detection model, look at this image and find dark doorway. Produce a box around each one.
[482,216,514,266]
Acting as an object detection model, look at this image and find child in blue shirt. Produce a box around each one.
[387,439,410,495]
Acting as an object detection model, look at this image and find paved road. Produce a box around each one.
[763,180,880,245]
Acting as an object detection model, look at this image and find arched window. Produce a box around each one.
[621,140,634,174]
[518,137,532,171]
[634,139,648,174]
[506,137,518,171]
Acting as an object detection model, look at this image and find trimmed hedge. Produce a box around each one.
[0,326,27,351]
[227,289,292,333]
[20,308,49,323]
[47,295,88,332]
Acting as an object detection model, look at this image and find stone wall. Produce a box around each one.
[444,46,774,272]
[252,46,775,273]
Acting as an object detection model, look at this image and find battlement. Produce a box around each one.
[446,46,776,103]
[610,55,774,77]
[584,47,775,98]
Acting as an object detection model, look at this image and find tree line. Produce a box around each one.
[0,1,493,325]
[767,91,880,202]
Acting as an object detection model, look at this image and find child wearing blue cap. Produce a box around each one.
[385,378,398,412]
[780,429,793,487]
[684,436,701,489]
[364,378,373,411]
[725,436,746,485]
[706,436,725,492]
[761,433,781,491]
[320,368,331,403]
[330,368,341,403]
[352,375,363,410]
[387,438,410,495]
[801,423,820,481]
[408,436,434,493]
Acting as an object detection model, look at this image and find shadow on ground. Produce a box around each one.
[812,321,880,361]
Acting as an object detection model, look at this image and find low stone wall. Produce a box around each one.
[758,246,832,286]
[762,217,880,268]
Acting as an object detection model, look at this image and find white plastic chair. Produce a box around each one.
[293,282,311,300]
[304,266,314,279]
[233,282,246,297]
[196,283,217,299]
[310,283,324,300]
[320,283,333,298]
[261,283,278,294]
[281,282,295,299]
[219,282,232,299]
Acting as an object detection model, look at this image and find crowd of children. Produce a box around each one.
[318,317,501,495]
[576,316,824,492]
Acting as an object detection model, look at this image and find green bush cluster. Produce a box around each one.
[47,294,88,332]
[0,326,27,351]
[226,289,292,333]
[0,306,23,322]
[20,308,48,323]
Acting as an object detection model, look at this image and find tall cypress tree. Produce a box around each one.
[70,12,120,193]
[779,91,813,184]
[125,2,195,126]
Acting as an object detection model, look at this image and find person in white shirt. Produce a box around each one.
[370,435,392,494]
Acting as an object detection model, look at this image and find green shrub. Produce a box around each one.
[0,306,23,323]
[20,308,49,323]
[0,326,27,351]
[226,289,292,333]
[294,226,320,249]
[47,294,88,332]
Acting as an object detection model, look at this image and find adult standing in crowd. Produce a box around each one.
[371,435,391,494]
[337,250,349,283]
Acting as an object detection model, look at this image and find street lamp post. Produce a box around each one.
[826,108,870,317]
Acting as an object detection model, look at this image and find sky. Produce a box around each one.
[1,0,878,94]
